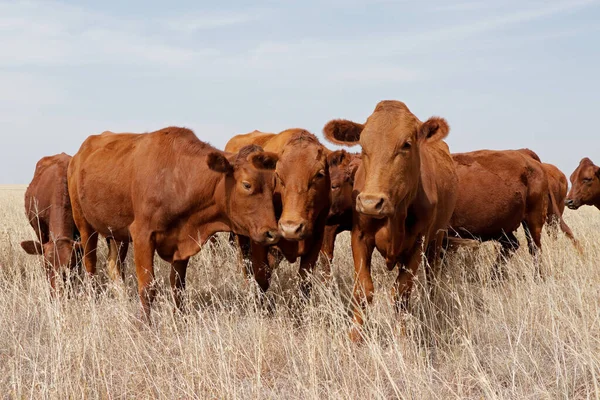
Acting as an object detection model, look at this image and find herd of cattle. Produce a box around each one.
[19,100,600,341]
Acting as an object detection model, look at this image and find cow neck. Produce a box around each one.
[49,182,77,241]
[200,173,236,240]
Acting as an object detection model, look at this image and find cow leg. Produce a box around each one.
[130,225,157,322]
[493,232,520,280]
[250,241,272,293]
[349,228,375,343]
[319,224,338,281]
[170,259,189,313]
[392,239,424,314]
[118,241,129,281]
[45,263,58,297]
[106,238,122,283]
[235,234,252,279]
[522,218,544,279]
[424,231,445,297]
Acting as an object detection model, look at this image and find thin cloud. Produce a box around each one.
[165,12,264,33]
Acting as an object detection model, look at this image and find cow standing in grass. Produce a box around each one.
[323,100,458,342]
[225,129,333,297]
[68,127,280,320]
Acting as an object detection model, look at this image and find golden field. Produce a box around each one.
[0,185,599,399]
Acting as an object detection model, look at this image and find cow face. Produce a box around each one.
[323,100,449,218]
[566,158,600,210]
[207,145,280,245]
[327,150,360,218]
[21,238,83,271]
[274,131,331,241]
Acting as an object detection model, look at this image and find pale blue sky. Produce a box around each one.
[1,0,599,183]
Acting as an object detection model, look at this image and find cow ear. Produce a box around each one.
[327,150,348,168]
[595,165,600,179]
[249,152,278,170]
[207,152,234,174]
[419,117,449,142]
[21,240,43,255]
[323,120,364,146]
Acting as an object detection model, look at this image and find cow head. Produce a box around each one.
[21,238,83,271]
[207,144,280,245]
[327,150,360,218]
[324,100,449,218]
[566,157,600,210]
[274,130,331,241]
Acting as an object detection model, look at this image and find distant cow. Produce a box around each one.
[324,100,458,341]
[225,129,332,297]
[21,153,83,293]
[68,127,280,320]
[566,157,600,211]
[449,149,555,277]
[320,151,361,275]
[517,149,577,244]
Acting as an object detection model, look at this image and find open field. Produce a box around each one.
[0,185,599,399]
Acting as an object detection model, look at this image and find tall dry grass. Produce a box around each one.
[0,185,599,399]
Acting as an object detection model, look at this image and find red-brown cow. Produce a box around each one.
[320,151,361,276]
[324,100,458,342]
[21,153,83,293]
[566,157,600,211]
[68,127,280,319]
[225,129,332,296]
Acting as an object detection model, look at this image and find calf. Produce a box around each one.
[68,127,280,319]
[324,100,458,341]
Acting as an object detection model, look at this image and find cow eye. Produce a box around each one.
[331,183,340,190]
[242,181,252,190]
[315,170,325,179]
[583,178,592,183]
[401,141,412,150]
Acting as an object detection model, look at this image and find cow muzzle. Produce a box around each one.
[356,193,392,218]
[565,198,580,210]
[279,220,308,240]
[254,229,280,245]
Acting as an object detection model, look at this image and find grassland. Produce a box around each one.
[0,185,599,399]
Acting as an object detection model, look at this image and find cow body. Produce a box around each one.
[566,157,600,211]
[323,100,458,341]
[449,150,551,275]
[225,129,332,296]
[68,127,280,318]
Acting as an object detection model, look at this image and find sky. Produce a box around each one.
[1,0,599,183]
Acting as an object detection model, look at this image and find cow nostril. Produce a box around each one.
[266,230,274,239]
[375,197,384,211]
[295,223,304,234]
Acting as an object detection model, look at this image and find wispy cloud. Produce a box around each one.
[165,12,264,33]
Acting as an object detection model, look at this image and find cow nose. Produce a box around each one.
[279,220,306,240]
[356,193,389,216]
[263,229,280,245]
[565,199,573,207]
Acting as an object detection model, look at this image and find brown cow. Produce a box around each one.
[324,100,458,342]
[566,157,600,211]
[68,127,280,319]
[224,129,332,296]
[21,153,83,293]
[320,151,361,275]
[449,150,552,277]
[517,149,577,245]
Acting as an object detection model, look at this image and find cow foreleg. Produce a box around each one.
[170,259,189,313]
[319,224,338,282]
[131,225,157,322]
[392,239,423,314]
[249,241,272,293]
[349,227,375,343]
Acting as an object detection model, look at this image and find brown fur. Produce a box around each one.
[449,149,550,277]
[68,127,280,319]
[323,100,458,342]
[566,157,600,211]
[224,128,333,296]
[224,130,276,153]
[21,153,85,294]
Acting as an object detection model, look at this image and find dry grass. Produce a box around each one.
[1,186,599,399]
